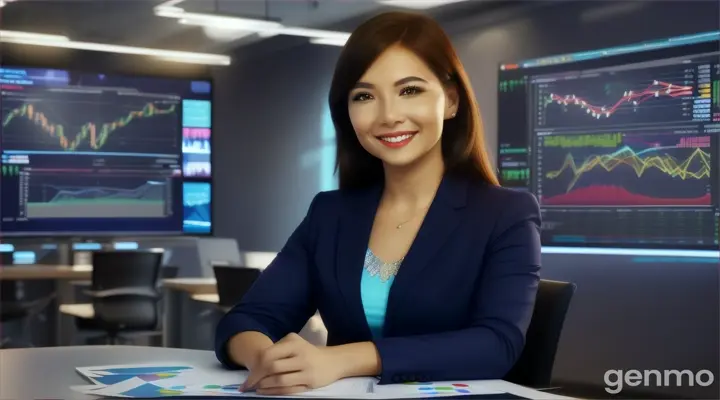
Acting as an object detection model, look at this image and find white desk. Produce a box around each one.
[0,346,577,400]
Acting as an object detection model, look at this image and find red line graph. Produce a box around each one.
[546,80,693,119]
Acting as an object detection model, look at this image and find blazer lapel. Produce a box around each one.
[383,174,468,334]
[335,185,382,340]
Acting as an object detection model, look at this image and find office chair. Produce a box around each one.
[504,279,577,388]
[79,250,163,345]
[212,265,261,308]
[0,253,56,348]
[210,265,326,345]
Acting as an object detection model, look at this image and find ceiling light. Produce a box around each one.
[0,0,18,7]
[263,27,350,40]
[0,34,231,66]
[157,8,283,32]
[156,4,351,42]
[309,37,347,47]
[194,23,350,41]
[0,30,69,42]
[376,0,468,9]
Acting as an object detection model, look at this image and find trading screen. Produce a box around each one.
[0,67,213,236]
[498,32,719,249]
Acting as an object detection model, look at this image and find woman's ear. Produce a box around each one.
[444,83,459,119]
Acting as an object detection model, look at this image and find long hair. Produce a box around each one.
[328,11,499,191]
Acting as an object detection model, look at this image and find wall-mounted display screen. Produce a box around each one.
[498,31,720,250]
[0,66,213,236]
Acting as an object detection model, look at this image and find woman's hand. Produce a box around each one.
[240,333,343,395]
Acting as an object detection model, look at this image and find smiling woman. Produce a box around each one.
[215,10,542,396]
[330,11,498,190]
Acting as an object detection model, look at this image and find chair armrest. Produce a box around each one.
[83,287,160,299]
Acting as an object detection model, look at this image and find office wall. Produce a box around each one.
[211,1,719,398]
[212,43,340,251]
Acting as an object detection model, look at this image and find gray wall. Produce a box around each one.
[213,42,340,250]
[211,1,719,398]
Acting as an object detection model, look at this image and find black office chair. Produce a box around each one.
[504,279,577,388]
[0,253,56,348]
[213,265,261,309]
[80,250,163,344]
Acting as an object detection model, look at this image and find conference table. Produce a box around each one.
[0,264,217,347]
[0,346,574,400]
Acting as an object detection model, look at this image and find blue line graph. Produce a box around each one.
[27,179,168,219]
[42,181,165,203]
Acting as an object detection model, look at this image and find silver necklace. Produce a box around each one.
[364,249,402,282]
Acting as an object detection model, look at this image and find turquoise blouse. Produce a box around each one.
[360,249,399,339]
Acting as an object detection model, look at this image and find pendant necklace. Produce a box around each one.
[396,205,429,229]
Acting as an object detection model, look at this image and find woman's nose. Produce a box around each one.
[378,99,404,126]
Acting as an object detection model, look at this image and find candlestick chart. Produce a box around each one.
[1,97,179,154]
[536,65,697,129]
[538,132,711,207]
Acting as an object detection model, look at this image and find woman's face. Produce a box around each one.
[347,45,458,168]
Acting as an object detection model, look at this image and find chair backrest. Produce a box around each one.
[91,251,162,291]
[213,265,261,308]
[90,250,163,331]
[160,265,180,279]
[0,252,17,303]
[504,279,576,387]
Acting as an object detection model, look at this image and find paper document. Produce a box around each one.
[72,363,575,399]
[373,381,503,397]
[73,363,378,398]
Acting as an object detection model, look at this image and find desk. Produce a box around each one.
[0,346,573,400]
[162,277,217,348]
[56,277,217,349]
[0,264,92,346]
[163,277,217,294]
[0,264,91,280]
[0,346,218,400]
[192,293,220,304]
[2,267,215,347]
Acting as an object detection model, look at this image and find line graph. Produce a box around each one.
[2,94,179,154]
[535,63,699,129]
[26,174,169,219]
[543,80,692,119]
[537,132,711,206]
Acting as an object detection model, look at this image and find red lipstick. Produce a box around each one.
[376,131,417,148]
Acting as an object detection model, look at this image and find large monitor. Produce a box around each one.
[498,31,720,250]
[0,66,213,236]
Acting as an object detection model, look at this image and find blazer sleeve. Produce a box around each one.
[372,190,542,384]
[214,193,323,369]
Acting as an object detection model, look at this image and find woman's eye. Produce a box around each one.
[352,92,372,102]
[400,85,423,96]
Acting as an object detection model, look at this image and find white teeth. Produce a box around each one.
[380,134,413,143]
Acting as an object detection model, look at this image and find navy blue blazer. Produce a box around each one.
[215,174,542,385]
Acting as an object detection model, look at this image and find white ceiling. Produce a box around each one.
[177,0,386,51]
[1,0,490,56]
[1,0,408,53]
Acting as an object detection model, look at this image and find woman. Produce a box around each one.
[215,10,542,395]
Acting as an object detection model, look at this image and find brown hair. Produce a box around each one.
[328,11,499,190]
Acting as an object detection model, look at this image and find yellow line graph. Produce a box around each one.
[545,146,710,193]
